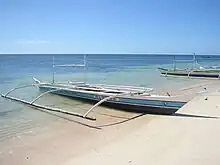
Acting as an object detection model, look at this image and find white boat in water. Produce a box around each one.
[158,53,220,79]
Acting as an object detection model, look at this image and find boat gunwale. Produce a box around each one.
[38,83,188,104]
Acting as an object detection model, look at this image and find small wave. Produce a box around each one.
[0,107,23,117]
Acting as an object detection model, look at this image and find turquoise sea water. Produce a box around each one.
[0,54,220,143]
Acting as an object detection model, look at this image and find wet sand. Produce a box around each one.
[1,84,220,165]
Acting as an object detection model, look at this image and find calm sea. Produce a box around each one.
[0,54,219,143]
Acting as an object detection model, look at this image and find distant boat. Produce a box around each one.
[158,67,220,78]
[158,53,220,79]
[201,55,212,58]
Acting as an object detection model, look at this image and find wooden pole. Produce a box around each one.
[2,94,96,121]
[193,52,196,69]
[83,54,87,83]
[52,56,55,84]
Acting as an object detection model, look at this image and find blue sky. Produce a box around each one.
[0,0,219,54]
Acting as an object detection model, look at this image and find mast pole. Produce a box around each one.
[84,54,87,83]
[193,52,196,69]
[52,56,55,84]
[173,55,176,71]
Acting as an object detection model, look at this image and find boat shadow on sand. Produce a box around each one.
[36,107,219,130]
[171,113,219,119]
[96,112,219,128]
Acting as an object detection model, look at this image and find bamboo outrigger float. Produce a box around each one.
[1,55,208,121]
[158,53,220,79]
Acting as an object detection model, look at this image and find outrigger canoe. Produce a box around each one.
[158,67,220,79]
[35,79,188,115]
[158,53,220,79]
[1,77,194,120]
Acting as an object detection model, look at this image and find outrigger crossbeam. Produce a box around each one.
[1,85,96,121]
[83,91,146,118]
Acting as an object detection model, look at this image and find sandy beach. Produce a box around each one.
[1,84,220,165]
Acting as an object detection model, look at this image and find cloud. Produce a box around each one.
[16,40,50,44]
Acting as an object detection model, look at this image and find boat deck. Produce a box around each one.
[39,80,220,103]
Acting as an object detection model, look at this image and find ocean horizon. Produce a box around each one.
[1,53,220,55]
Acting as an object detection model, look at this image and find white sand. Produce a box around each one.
[1,91,220,165]
[66,93,220,165]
